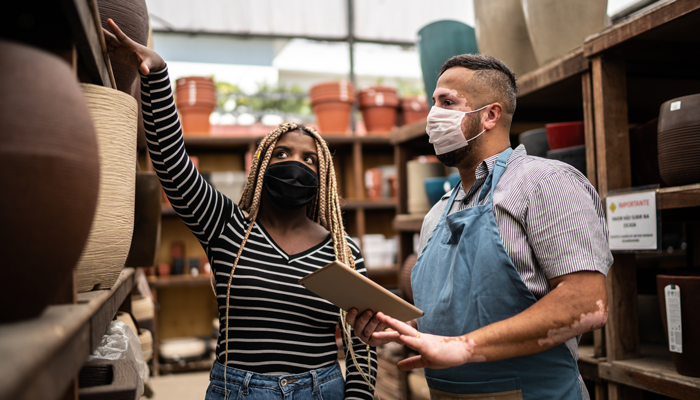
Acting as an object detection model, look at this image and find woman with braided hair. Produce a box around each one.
[104,19,377,400]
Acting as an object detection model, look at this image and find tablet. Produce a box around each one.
[299,261,423,322]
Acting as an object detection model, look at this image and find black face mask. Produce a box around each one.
[263,160,319,210]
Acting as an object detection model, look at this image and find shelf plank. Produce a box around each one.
[393,214,425,233]
[343,198,397,210]
[0,268,135,400]
[182,134,393,150]
[367,265,399,287]
[517,47,588,98]
[578,345,604,382]
[584,0,700,57]
[657,183,700,209]
[599,349,700,399]
[148,274,212,288]
[391,120,427,145]
[60,0,111,87]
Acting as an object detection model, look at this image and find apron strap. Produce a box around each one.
[477,148,513,204]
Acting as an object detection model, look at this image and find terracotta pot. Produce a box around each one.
[97,0,149,93]
[474,0,538,75]
[77,84,137,292]
[546,121,585,150]
[401,96,429,125]
[0,40,100,321]
[365,168,384,200]
[312,101,352,134]
[179,105,214,135]
[521,0,608,66]
[657,275,700,377]
[360,106,397,134]
[310,81,353,96]
[175,77,217,109]
[310,93,355,105]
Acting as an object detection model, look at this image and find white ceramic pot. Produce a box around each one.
[407,160,445,215]
[76,84,137,292]
[522,0,608,65]
[474,0,539,75]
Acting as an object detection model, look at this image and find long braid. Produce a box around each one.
[220,123,375,392]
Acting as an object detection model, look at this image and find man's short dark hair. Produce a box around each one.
[438,54,518,119]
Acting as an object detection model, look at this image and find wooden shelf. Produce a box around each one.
[182,134,392,151]
[393,214,425,233]
[391,120,427,145]
[0,268,136,400]
[578,345,604,382]
[517,47,588,99]
[343,198,397,210]
[367,265,399,287]
[598,345,700,399]
[147,274,212,288]
[658,183,700,210]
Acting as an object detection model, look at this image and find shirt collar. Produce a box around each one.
[441,144,527,200]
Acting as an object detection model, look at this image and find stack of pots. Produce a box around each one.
[657,94,700,187]
[400,95,430,125]
[310,81,355,134]
[176,76,217,135]
[359,86,399,134]
[545,121,586,176]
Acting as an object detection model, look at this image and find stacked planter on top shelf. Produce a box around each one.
[545,121,586,176]
[359,86,399,134]
[176,77,217,135]
[310,81,355,134]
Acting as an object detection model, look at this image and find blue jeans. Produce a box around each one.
[205,361,345,400]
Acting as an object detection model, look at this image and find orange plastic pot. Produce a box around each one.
[179,105,214,136]
[401,96,429,124]
[312,101,352,134]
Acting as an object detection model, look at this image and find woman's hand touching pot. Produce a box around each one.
[103,18,165,75]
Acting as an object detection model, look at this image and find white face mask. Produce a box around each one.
[426,105,488,155]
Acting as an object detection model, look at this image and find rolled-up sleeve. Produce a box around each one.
[524,171,613,280]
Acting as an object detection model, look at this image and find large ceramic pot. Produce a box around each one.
[518,128,549,157]
[97,0,149,93]
[521,0,608,66]
[77,84,137,292]
[657,94,700,187]
[310,81,355,134]
[474,0,538,75]
[176,77,217,135]
[0,40,100,321]
[417,20,478,106]
[657,275,700,377]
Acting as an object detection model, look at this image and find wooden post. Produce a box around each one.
[582,71,597,189]
[353,142,366,243]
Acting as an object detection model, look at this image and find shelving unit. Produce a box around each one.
[147,131,400,373]
[390,2,700,399]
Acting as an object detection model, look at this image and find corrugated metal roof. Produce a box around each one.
[146,0,475,44]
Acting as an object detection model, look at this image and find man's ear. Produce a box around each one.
[483,103,503,130]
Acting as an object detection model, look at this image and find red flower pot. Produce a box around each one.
[179,105,214,135]
[401,96,429,125]
[312,102,352,134]
[546,121,585,150]
[176,77,217,109]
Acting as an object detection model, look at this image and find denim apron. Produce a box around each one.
[411,148,582,400]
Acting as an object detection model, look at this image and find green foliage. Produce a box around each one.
[213,79,311,115]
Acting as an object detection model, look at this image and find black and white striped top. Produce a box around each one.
[140,67,376,400]
[417,145,613,400]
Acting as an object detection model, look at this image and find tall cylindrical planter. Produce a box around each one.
[474,0,539,76]
[521,0,608,66]
[97,0,149,93]
[417,20,478,106]
[176,76,217,135]
[657,275,700,377]
[0,40,100,321]
[359,87,399,135]
[310,81,355,134]
[77,84,137,292]
[407,160,444,214]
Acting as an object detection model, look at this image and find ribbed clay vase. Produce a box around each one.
[521,0,608,66]
[77,84,137,292]
[0,40,100,321]
[474,0,539,75]
[97,0,149,93]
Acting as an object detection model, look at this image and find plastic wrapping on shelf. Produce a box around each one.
[87,320,149,398]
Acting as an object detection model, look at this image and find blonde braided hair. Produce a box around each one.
[220,122,376,392]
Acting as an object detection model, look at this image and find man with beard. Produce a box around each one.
[347,54,613,400]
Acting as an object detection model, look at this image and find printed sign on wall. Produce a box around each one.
[606,191,657,250]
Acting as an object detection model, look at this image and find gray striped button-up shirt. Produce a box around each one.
[417,145,613,399]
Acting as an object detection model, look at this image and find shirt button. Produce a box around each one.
[280,379,288,387]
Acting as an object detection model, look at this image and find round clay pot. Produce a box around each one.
[310,81,353,96]
[312,101,352,134]
[401,96,429,125]
[310,93,355,106]
[407,160,444,214]
[175,77,217,109]
[474,0,538,75]
[521,0,608,66]
[657,94,700,186]
[77,84,137,292]
[546,121,585,150]
[360,106,397,134]
[657,275,700,377]
[179,105,215,135]
[97,0,149,93]
[0,40,100,321]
